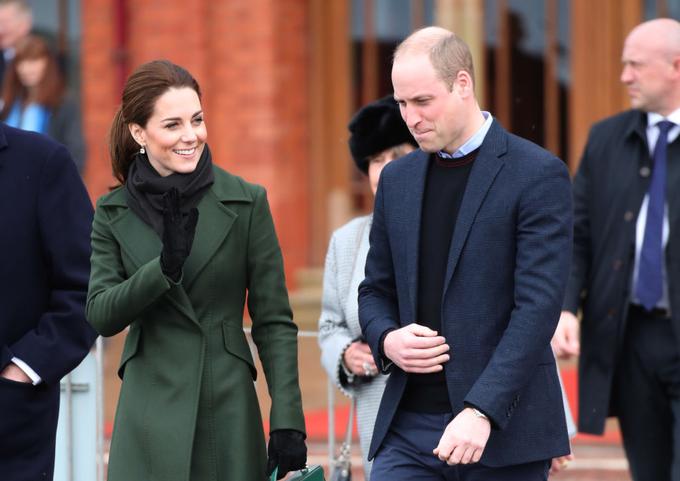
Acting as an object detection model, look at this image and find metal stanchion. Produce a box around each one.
[327,378,335,471]
[55,344,101,481]
[63,373,73,481]
[96,336,105,481]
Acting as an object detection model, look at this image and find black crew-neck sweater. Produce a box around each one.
[399,148,478,413]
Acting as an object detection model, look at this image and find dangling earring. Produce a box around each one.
[140,145,146,154]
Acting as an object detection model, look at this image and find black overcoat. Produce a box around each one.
[563,109,680,434]
[0,125,96,480]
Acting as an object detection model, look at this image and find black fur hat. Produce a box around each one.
[348,95,417,174]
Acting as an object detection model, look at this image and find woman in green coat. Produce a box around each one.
[87,60,306,481]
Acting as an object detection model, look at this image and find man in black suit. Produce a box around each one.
[0,124,96,480]
[553,18,680,481]
[359,26,573,481]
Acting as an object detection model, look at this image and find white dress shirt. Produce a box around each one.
[630,109,680,311]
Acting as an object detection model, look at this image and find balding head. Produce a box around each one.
[627,18,680,59]
[0,0,31,51]
[394,26,475,90]
[621,18,680,114]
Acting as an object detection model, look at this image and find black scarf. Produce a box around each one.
[125,144,214,236]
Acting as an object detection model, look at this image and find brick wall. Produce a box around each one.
[81,0,310,286]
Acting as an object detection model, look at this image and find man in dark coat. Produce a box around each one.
[0,123,96,480]
[358,26,572,481]
[553,18,680,481]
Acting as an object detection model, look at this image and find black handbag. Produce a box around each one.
[330,398,354,481]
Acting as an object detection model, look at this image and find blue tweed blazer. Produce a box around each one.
[358,120,573,466]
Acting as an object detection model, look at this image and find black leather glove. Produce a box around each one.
[160,188,198,282]
[266,429,307,480]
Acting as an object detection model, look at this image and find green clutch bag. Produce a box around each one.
[269,465,325,481]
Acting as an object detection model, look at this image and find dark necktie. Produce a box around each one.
[636,120,674,311]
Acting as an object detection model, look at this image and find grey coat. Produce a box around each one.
[318,215,387,479]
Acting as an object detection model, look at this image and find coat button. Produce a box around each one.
[613,259,623,271]
[624,211,635,222]
[608,308,616,317]
[640,166,651,178]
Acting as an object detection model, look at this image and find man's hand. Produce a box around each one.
[343,341,378,376]
[550,452,575,474]
[0,363,31,383]
[383,323,449,373]
[551,311,580,359]
[433,408,491,465]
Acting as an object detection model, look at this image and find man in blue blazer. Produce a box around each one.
[0,124,97,481]
[359,27,573,480]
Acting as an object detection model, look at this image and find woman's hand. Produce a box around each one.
[266,429,307,479]
[343,341,378,376]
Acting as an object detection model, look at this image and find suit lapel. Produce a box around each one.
[443,121,506,293]
[403,151,430,321]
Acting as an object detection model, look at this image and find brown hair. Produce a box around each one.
[109,60,201,183]
[0,35,64,116]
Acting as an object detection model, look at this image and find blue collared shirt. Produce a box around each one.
[437,111,493,159]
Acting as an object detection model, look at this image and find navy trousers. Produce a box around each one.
[370,410,550,481]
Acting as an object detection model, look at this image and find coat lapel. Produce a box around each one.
[623,113,651,243]
[666,135,680,253]
[103,168,252,322]
[402,151,430,321]
[109,198,162,269]
[109,205,199,323]
[443,121,506,293]
[181,189,239,288]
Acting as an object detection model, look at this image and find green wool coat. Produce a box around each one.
[87,166,305,481]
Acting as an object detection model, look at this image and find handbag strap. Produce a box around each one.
[341,216,366,442]
[342,397,355,446]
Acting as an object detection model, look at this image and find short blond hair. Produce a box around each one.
[394,26,475,90]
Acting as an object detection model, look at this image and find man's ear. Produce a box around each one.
[128,123,145,147]
[671,55,680,79]
[454,70,474,97]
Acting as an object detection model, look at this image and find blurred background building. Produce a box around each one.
[30,1,680,478]
[37,0,674,284]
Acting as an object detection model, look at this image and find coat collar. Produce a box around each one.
[623,109,649,144]
[99,167,252,207]
[103,168,252,321]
